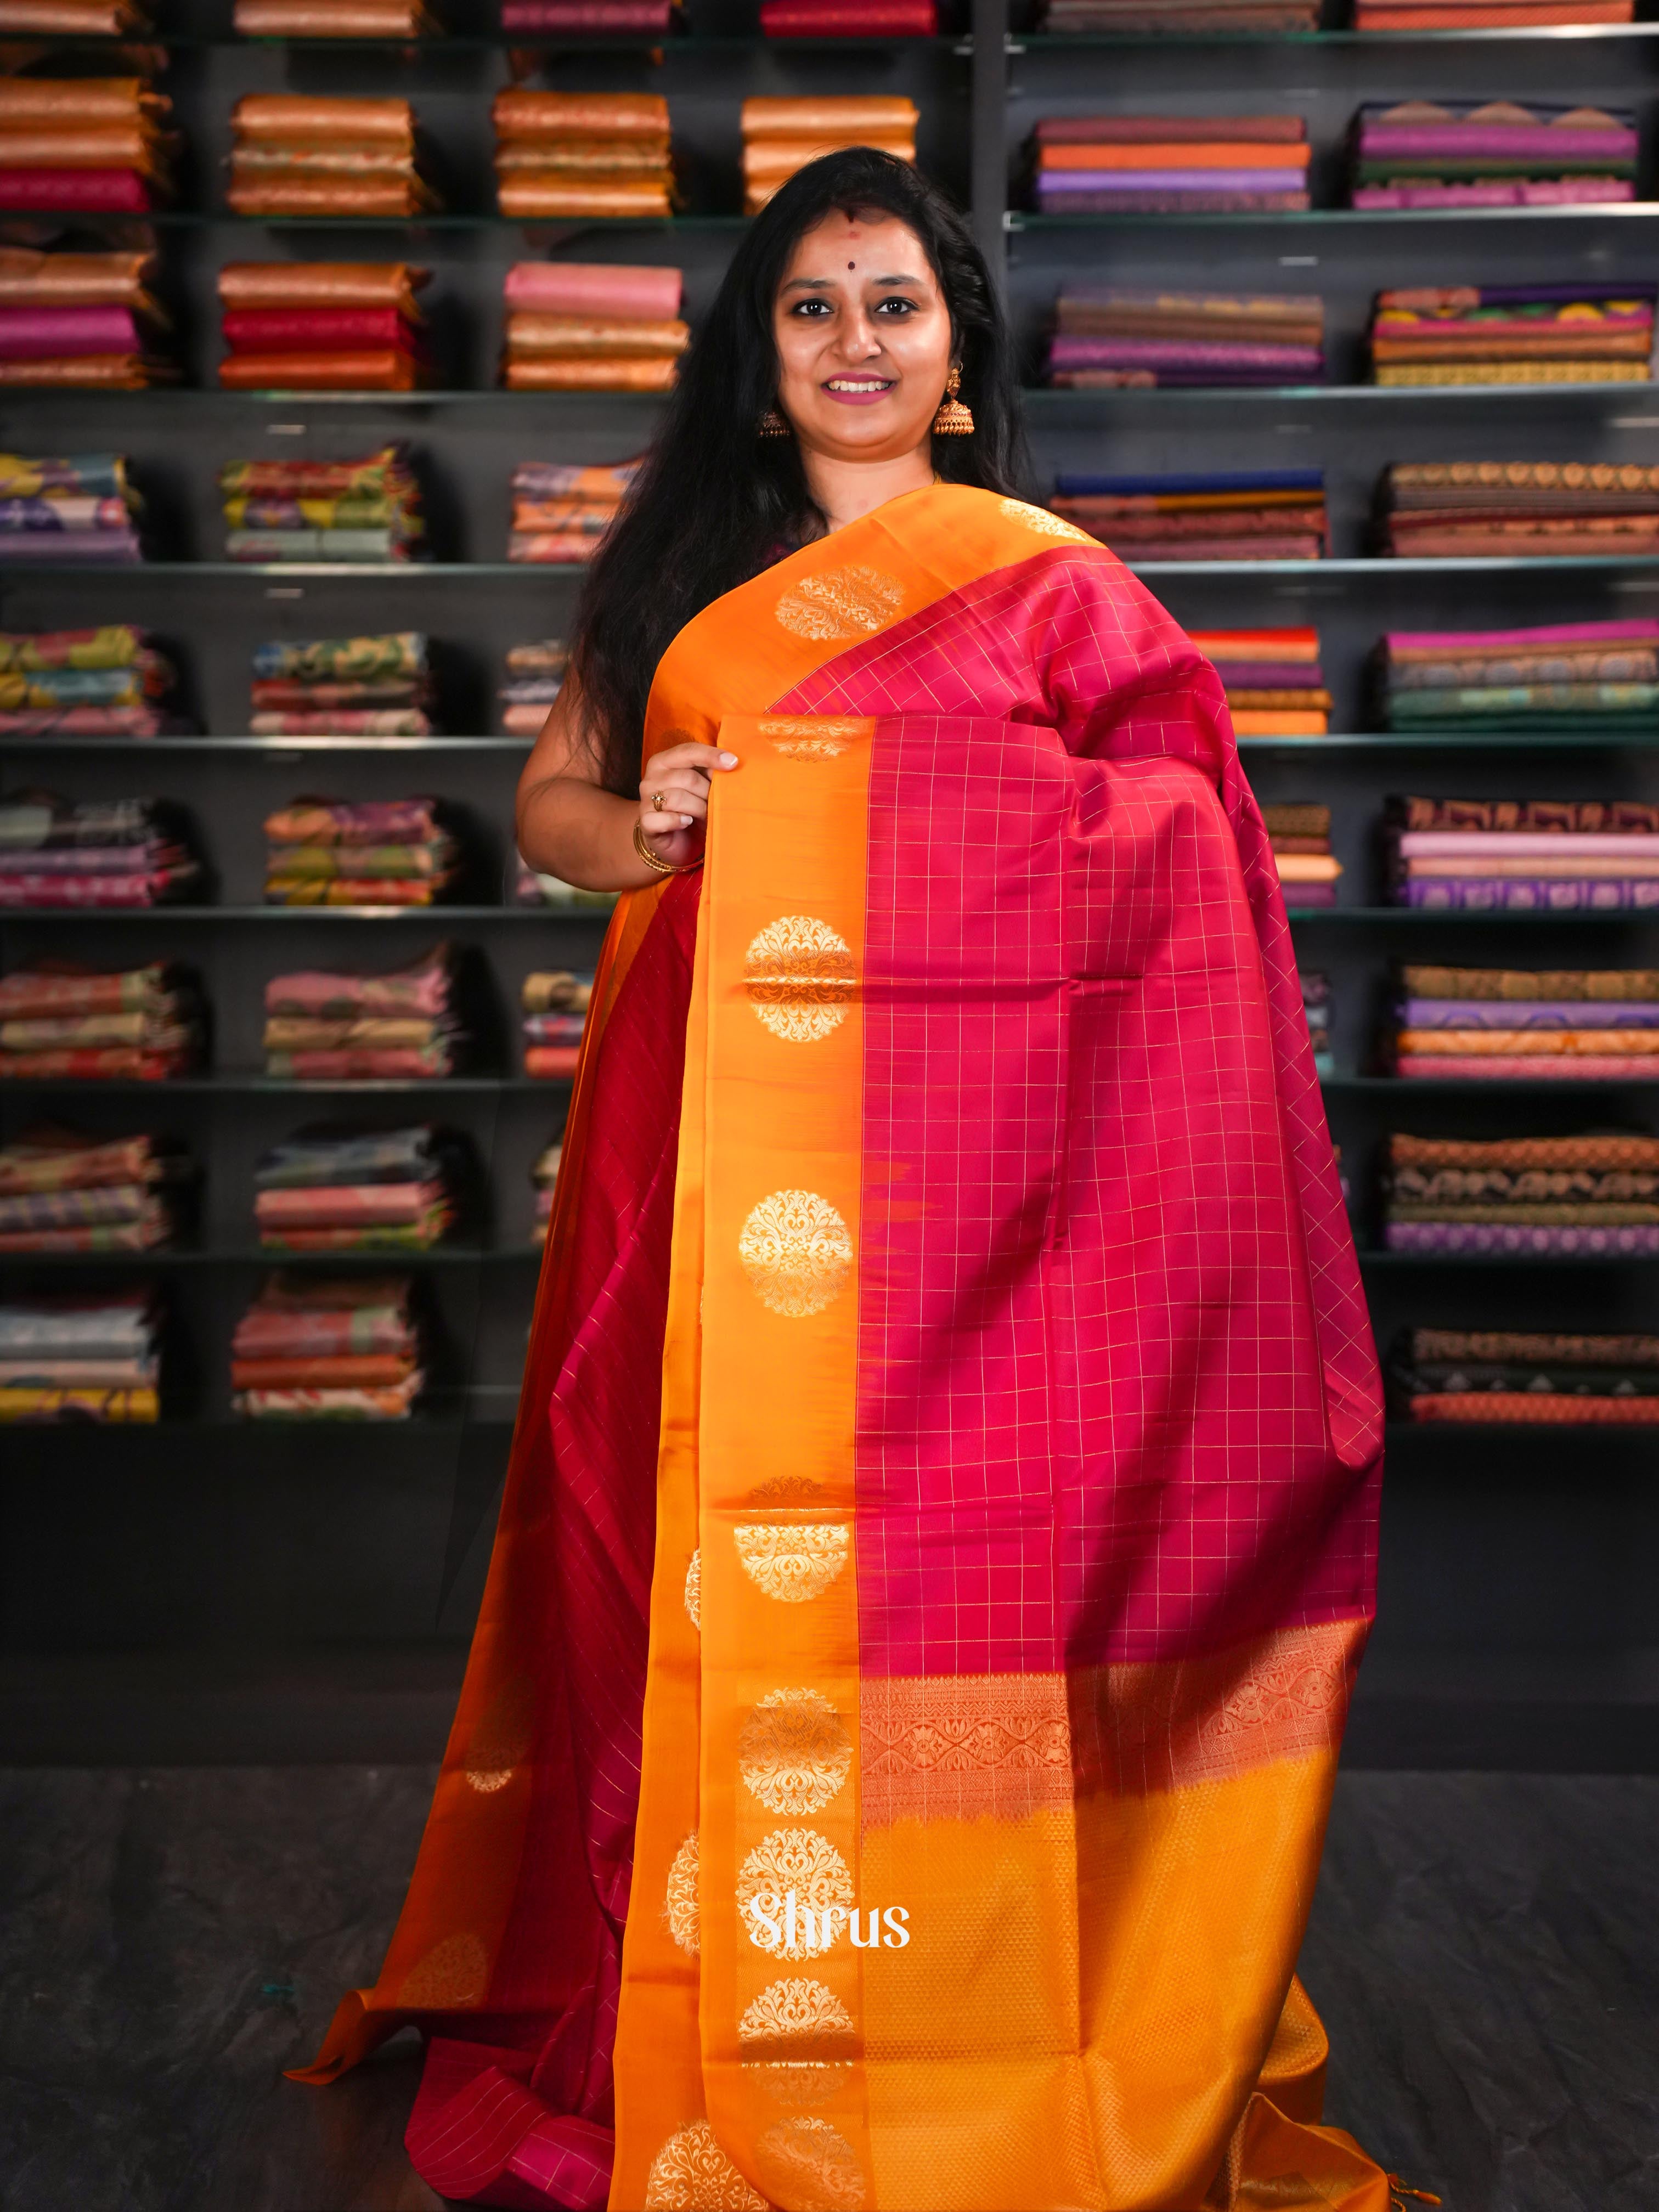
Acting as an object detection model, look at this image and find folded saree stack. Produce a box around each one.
[1190,625,1328,733]
[759,0,935,35]
[1389,960,1659,1076]
[499,636,565,733]
[1350,100,1637,210]
[1387,794,1659,911]
[254,1124,462,1253]
[509,460,640,561]
[250,630,432,734]
[501,262,684,393]
[0,1288,161,1421]
[228,95,441,219]
[501,0,674,26]
[1036,0,1318,26]
[0,957,204,1079]
[0,75,176,214]
[529,1133,562,1242]
[521,968,592,1077]
[741,97,918,213]
[218,265,433,396]
[1369,283,1656,388]
[234,0,442,30]
[0,0,155,26]
[1052,469,1328,561]
[0,249,174,390]
[1262,803,1340,907]
[1380,461,1659,560]
[1303,970,1333,1076]
[492,92,673,220]
[0,1125,190,1254]
[1358,0,1630,24]
[1393,1324,1659,1424]
[265,798,460,908]
[1047,288,1324,390]
[0,792,197,906]
[232,1272,427,1421]
[0,625,186,738]
[1379,618,1659,731]
[262,944,466,1080]
[0,453,142,564]
[1383,1130,1659,1256]
[1030,113,1311,216]
[220,447,426,564]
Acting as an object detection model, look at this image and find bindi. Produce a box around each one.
[848,260,855,269]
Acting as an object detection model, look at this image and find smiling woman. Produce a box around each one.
[294,147,1392,2212]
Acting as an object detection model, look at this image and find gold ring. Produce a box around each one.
[651,791,665,811]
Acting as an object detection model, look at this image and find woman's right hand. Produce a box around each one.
[637,739,739,871]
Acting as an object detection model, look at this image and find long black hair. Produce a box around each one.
[568,146,1029,793]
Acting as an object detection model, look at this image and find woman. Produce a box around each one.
[297,150,1391,2212]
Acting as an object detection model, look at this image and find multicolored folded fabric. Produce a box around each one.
[0,249,174,386]
[218,447,424,562]
[1053,470,1328,562]
[0,77,177,213]
[0,957,204,1079]
[218,267,432,392]
[1351,101,1637,209]
[228,95,441,218]
[1385,962,1659,1075]
[253,1122,464,1252]
[232,1269,427,1421]
[262,944,465,1079]
[0,451,142,563]
[507,457,640,562]
[1392,1324,1659,1422]
[1378,620,1659,729]
[1380,461,1659,560]
[246,629,433,740]
[0,792,198,907]
[1032,113,1310,215]
[1047,289,1323,390]
[1369,283,1655,390]
[264,795,461,906]
[522,968,592,1079]
[493,92,674,218]
[531,1133,563,1242]
[1261,802,1340,906]
[501,262,682,392]
[499,636,566,735]
[742,97,918,212]
[1383,1130,1659,1255]
[1383,794,1659,917]
[0,1124,191,1252]
[1189,626,1328,734]
[0,1285,162,1419]
[0,625,189,735]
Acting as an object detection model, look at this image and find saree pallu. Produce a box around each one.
[296,484,1386,2211]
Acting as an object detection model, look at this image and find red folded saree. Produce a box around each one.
[296,484,1387,2212]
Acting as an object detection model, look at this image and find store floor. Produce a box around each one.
[0,1769,1652,2212]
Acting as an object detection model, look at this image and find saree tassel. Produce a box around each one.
[1388,2180,1443,2208]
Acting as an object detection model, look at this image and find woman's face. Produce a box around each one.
[771,208,954,463]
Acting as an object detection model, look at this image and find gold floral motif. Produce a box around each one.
[998,495,1092,544]
[732,1522,850,1604]
[738,1977,856,2056]
[860,1673,1072,1825]
[774,564,904,643]
[755,2117,867,2212]
[739,1689,852,1815]
[738,1190,852,1317]
[743,2059,854,2108]
[759,715,867,762]
[744,1475,823,1506]
[396,1931,489,2010]
[744,917,857,1044]
[643,2119,768,2211]
[736,1830,854,1960]
[462,1671,535,1794]
[664,1830,700,1955]
[684,1549,701,1632]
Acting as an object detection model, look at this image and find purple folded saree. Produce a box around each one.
[0,304,144,359]
[1049,336,1323,375]
[1402,998,1659,1028]
[1386,1221,1659,1254]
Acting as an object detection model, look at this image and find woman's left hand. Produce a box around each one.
[638,738,738,870]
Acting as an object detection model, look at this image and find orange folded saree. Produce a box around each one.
[296,483,1389,2212]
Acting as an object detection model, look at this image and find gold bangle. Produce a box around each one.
[634,817,703,876]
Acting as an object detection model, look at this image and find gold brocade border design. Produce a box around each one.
[1070,1618,1367,1798]
[859,1673,1073,1828]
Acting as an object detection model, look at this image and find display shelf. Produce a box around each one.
[29,30,961,50]
[0,1075,570,1094]
[12,209,752,233]
[1238,732,1659,753]
[1023,385,1659,409]
[0,1245,540,1267]
[0,390,670,407]
[1324,1075,1659,1091]
[1357,1250,1659,1267]
[2,731,1653,757]
[0,736,535,754]
[1012,206,1659,232]
[0,904,607,921]
[1286,907,1659,923]
[1014,22,1659,42]
[9,558,1659,580]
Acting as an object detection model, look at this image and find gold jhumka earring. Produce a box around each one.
[758,407,790,437]
[932,365,974,435]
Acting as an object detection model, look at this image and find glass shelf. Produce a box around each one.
[1240,730,1659,751]
[0,733,533,752]
[15,208,749,232]
[0,388,669,406]
[8,556,1658,580]
[1356,1249,1659,1265]
[1023,383,1659,408]
[30,30,961,50]
[1015,21,1659,43]
[0,904,607,921]
[0,1244,540,1266]
[1013,204,1659,231]
[3,731,1650,755]
[1285,906,1659,922]
[1323,1073,1659,1089]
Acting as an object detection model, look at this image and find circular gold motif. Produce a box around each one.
[755,2117,867,2212]
[643,2119,768,2211]
[738,1190,852,1317]
[732,1523,850,1604]
[736,1829,854,1960]
[664,1830,700,1955]
[998,495,1092,544]
[738,1977,856,2056]
[775,564,904,643]
[462,1672,535,1794]
[739,1689,852,1815]
[684,1548,701,1631]
[396,1931,489,2010]
[744,917,856,1045]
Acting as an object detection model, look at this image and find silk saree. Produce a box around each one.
[297,482,1389,2211]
